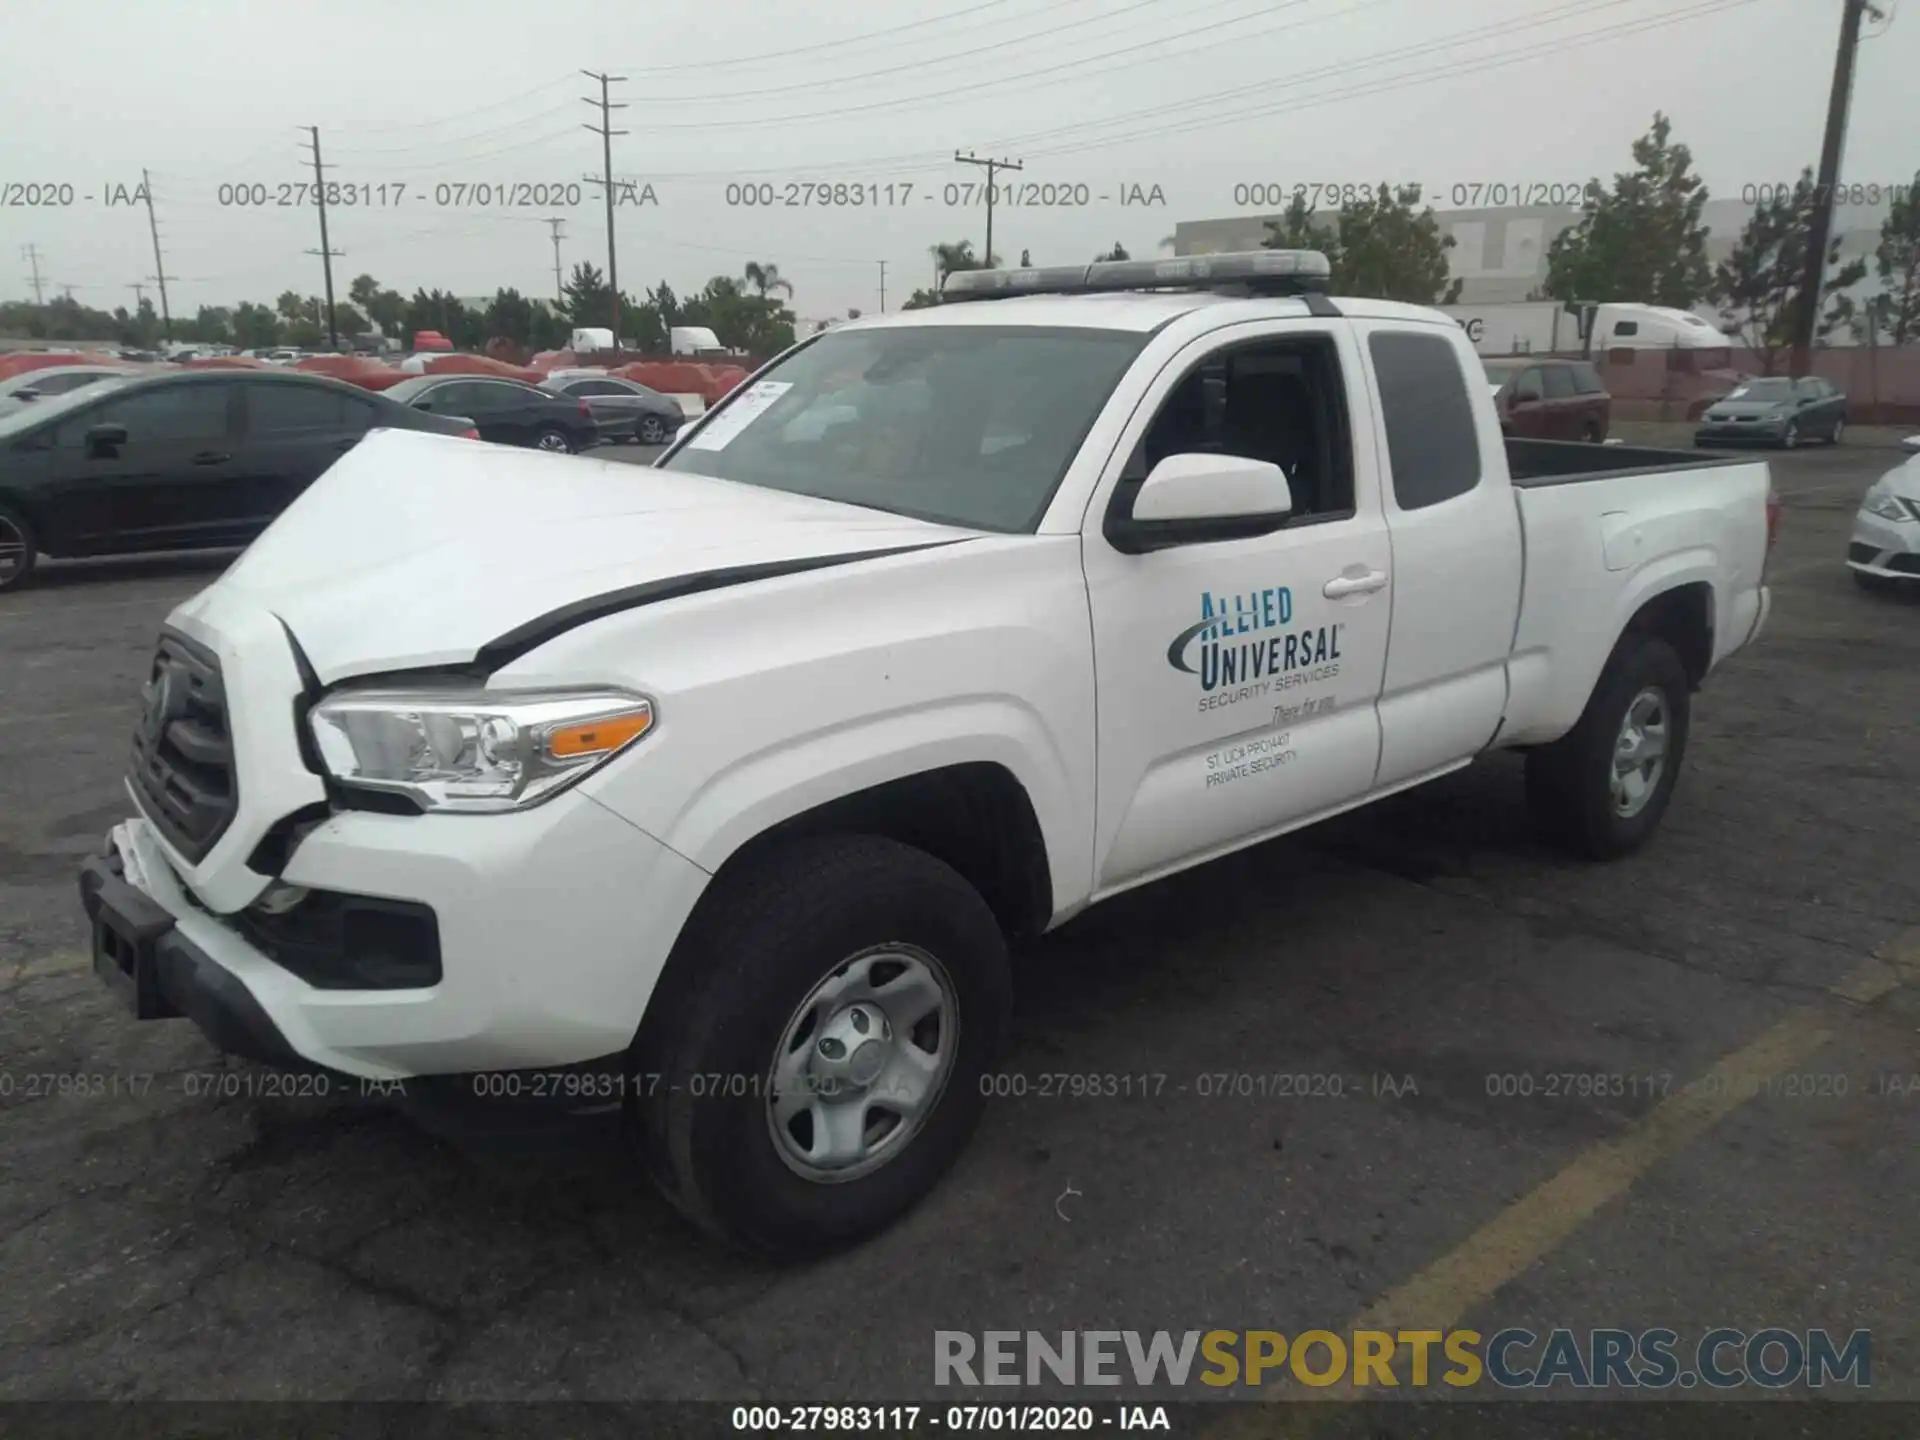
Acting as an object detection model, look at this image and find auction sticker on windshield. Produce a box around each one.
[685,380,793,451]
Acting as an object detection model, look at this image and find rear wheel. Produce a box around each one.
[1782,420,1800,448]
[1526,634,1691,860]
[1830,417,1845,446]
[637,414,670,445]
[1583,422,1601,443]
[0,505,39,592]
[633,834,1011,1258]
[533,426,573,454]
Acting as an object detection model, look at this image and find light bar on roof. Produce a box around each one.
[940,249,1333,302]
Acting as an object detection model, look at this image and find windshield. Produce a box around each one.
[662,324,1149,532]
[1727,378,1794,402]
[0,378,131,437]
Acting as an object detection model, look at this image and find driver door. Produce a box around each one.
[1081,322,1393,895]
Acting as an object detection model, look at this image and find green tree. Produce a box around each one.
[742,261,793,299]
[334,303,369,341]
[284,319,325,348]
[1094,242,1131,262]
[187,306,233,345]
[900,289,941,310]
[231,302,280,348]
[1711,167,1869,370]
[931,239,996,284]
[1544,112,1712,307]
[1868,170,1920,344]
[1264,184,1459,303]
[484,288,537,347]
[348,273,406,337]
[561,261,616,329]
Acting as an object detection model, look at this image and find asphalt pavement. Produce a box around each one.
[1,436,1916,1417]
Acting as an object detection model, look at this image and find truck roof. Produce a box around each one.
[848,291,1456,334]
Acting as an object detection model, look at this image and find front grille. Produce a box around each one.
[1849,542,1881,564]
[129,630,237,863]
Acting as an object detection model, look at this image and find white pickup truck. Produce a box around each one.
[80,252,1776,1257]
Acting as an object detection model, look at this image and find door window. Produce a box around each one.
[247,383,375,434]
[83,384,231,443]
[567,380,624,397]
[1366,330,1482,511]
[1130,336,1353,522]
[1541,365,1578,400]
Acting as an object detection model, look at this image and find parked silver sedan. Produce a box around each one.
[1848,435,1920,592]
[539,374,685,445]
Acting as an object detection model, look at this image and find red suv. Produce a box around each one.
[1486,358,1611,442]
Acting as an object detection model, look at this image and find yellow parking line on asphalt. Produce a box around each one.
[1203,925,1920,1438]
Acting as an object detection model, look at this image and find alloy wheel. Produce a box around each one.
[1610,686,1670,819]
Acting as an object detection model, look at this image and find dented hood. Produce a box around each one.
[178,427,974,685]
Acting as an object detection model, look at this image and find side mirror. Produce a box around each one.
[1107,452,1293,555]
[411,400,433,411]
[85,422,128,454]
[1901,435,1920,454]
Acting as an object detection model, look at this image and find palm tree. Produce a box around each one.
[743,261,793,298]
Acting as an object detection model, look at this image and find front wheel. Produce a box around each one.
[1829,417,1845,446]
[633,834,1011,1258]
[0,504,40,592]
[637,414,670,445]
[1782,420,1800,448]
[533,426,574,454]
[1525,634,1691,860]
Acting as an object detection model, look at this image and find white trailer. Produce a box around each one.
[1439,302,1581,355]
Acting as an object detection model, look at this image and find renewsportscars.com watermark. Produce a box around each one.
[934,1329,1871,1390]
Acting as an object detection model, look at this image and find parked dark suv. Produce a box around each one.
[1485,358,1611,442]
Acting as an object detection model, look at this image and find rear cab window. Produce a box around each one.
[1366,330,1482,511]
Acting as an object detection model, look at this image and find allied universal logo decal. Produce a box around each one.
[1168,588,1342,696]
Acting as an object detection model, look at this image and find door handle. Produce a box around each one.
[1323,569,1388,598]
[189,451,231,466]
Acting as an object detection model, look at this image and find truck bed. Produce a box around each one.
[1506,437,1753,486]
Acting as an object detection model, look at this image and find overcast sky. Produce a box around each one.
[2,0,1914,323]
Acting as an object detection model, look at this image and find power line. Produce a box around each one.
[610,0,1072,75]
[330,75,580,134]
[623,0,1234,105]
[21,244,46,304]
[1013,0,1768,161]
[954,152,1023,270]
[581,71,629,344]
[598,0,1324,131]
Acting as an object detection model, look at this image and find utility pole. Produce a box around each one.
[129,282,146,308]
[139,169,176,342]
[954,150,1023,272]
[58,284,76,301]
[878,259,887,313]
[300,128,343,349]
[1790,0,1876,375]
[581,71,629,348]
[21,244,46,304]
[545,217,567,302]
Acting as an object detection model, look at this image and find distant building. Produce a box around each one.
[1172,197,1895,328]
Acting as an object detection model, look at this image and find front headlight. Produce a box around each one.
[1863,491,1920,523]
[308,687,655,812]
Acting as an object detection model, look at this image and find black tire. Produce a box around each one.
[533,426,574,454]
[1583,422,1601,443]
[637,415,670,445]
[0,503,39,593]
[1525,633,1691,861]
[1781,420,1800,449]
[633,834,1011,1258]
[1829,417,1845,446]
